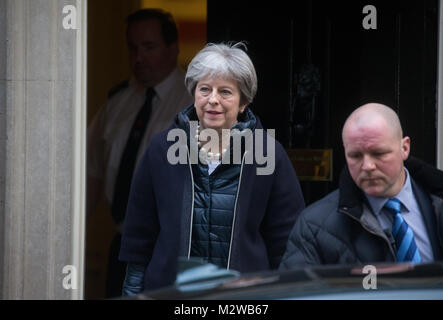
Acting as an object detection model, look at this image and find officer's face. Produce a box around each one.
[343,119,410,198]
[127,19,178,87]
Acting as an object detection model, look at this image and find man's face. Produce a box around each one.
[127,19,178,87]
[343,120,410,198]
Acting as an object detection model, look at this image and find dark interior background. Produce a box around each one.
[207,0,438,205]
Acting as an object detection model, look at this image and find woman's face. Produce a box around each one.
[194,76,246,132]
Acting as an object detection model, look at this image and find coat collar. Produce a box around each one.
[404,156,443,198]
[337,165,366,220]
[174,104,259,134]
[338,156,443,220]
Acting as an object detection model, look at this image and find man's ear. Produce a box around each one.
[401,136,411,161]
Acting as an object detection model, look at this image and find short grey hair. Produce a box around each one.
[185,42,258,105]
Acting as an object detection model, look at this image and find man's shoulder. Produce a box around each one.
[300,190,340,223]
[107,80,130,99]
[406,156,443,198]
[296,189,361,245]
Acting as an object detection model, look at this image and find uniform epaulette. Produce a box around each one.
[107,80,129,99]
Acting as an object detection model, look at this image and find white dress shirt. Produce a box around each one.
[87,66,193,205]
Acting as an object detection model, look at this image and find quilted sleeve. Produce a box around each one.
[279,213,323,269]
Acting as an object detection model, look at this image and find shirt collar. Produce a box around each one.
[153,66,183,101]
[365,167,413,215]
[128,66,183,101]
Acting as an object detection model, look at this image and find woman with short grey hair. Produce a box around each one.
[119,42,305,296]
[185,42,257,106]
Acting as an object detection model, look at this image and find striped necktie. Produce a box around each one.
[384,198,421,263]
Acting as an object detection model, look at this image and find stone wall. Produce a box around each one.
[0,0,86,299]
[0,0,6,300]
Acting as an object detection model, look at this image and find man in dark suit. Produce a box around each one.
[280,103,443,268]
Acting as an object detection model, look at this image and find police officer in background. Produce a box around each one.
[87,9,192,298]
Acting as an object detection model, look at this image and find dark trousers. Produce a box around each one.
[105,233,127,299]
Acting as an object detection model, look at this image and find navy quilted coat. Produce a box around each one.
[119,105,305,290]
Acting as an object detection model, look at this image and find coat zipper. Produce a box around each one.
[434,197,443,249]
[186,149,195,259]
[338,208,396,261]
[226,152,247,270]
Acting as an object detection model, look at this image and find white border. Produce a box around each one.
[438,0,443,170]
[72,0,87,300]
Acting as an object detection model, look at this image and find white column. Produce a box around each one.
[72,0,87,301]
[0,0,6,299]
[1,0,86,299]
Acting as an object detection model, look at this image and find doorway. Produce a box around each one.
[84,0,440,299]
[85,0,207,299]
[207,0,439,204]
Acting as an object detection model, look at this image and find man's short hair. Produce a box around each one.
[126,9,178,45]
